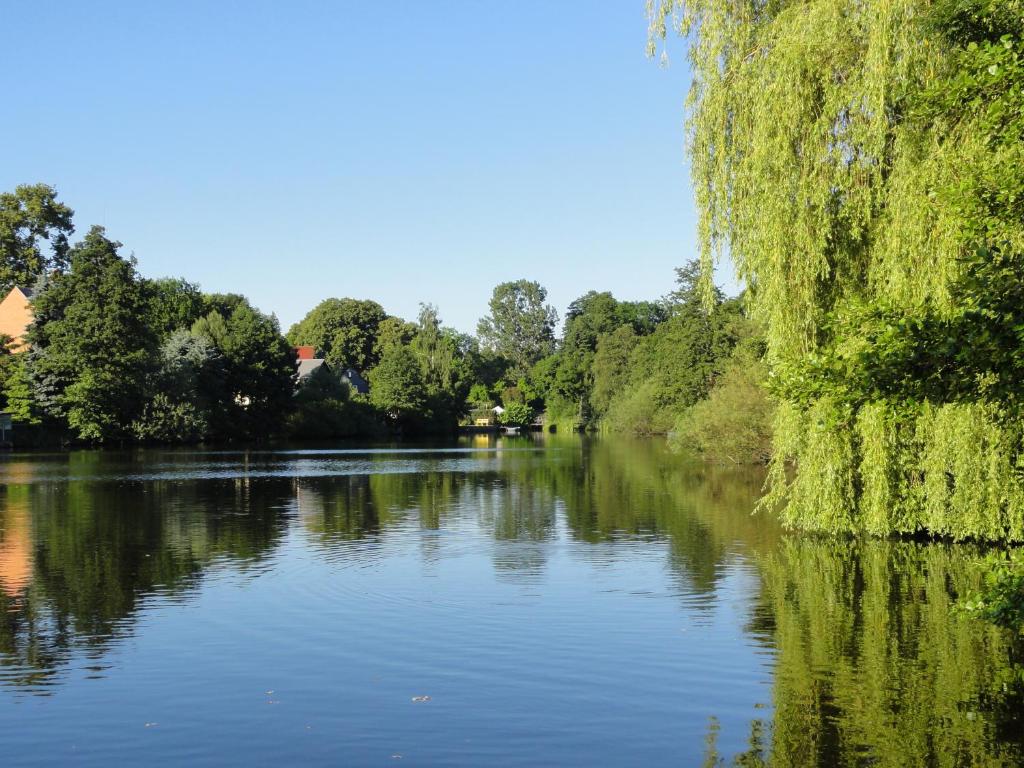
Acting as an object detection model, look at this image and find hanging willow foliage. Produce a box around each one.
[649,0,1024,540]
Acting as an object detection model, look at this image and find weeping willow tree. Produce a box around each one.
[649,0,1024,540]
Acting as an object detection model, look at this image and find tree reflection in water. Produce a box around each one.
[0,439,1021,765]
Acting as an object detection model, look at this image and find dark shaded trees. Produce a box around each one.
[133,330,224,442]
[191,300,295,440]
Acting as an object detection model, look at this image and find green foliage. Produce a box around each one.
[27,227,157,441]
[601,268,745,435]
[286,396,385,439]
[132,330,224,442]
[467,382,491,407]
[0,183,74,293]
[961,551,1024,633]
[2,353,42,424]
[603,379,676,436]
[410,304,473,431]
[191,301,296,441]
[499,401,533,427]
[673,343,774,464]
[591,326,638,416]
[288,359,390,439]
[519,285,675,431]
[287,298,388,372]
[369,343,427,427]
[477,279,558,377]
[650,0,1024,539]
[374,315,418,356]
[143,277,205,339]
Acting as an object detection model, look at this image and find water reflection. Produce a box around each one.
[743,539,1024,767]
[0,471,293,691]
[0,438,1021,766]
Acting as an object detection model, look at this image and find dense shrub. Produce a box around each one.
[672,350,773,464]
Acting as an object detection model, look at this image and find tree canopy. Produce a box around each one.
[650,0,1024,540]
[0,183,74,294]
[287,298,388,372]
[28,227,156,440]
[477,280,558,377]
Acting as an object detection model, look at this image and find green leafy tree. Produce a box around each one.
[467,382,491,407]
[0,183,74,294]
[27,227,157,441]
[601,267,743,435]
[672,343,774,464]
[369,343,427,427]
[649,0,1024,538]
[191,300,295,440]
[374,315,418,357]
[525,290,669,430]
[562,291,622,355]
[499,401,533,427]
[477,280,558,377]
[287,361,388,439]
[133,329,225,442]
[0,334,20,416]
[287,298,388,371]
[2,353,42,424]
[591,325,638,416]
[143,277,205,339]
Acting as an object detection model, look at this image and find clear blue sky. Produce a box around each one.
[3,1,726,334]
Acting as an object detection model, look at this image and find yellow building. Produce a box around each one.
[0,286,33,352]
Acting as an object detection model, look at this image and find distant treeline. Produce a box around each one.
[0,183,769,450]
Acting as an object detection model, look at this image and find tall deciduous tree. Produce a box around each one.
[143,277,205,339]
[411,304,472,429]
[369,343,427,427]
[133,329,225,442]
[27,226,156,441]
[0,184,75,294]
[287,298,388,372]
[476,280,558,377]
[191,300,295,440]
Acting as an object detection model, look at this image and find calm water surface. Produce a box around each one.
[0,437,1021,766]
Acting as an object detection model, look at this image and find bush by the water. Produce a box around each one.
[671,348,773,464]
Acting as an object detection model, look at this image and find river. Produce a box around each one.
[0,436,1021,766]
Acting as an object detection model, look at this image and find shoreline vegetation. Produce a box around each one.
[0,185,767,458]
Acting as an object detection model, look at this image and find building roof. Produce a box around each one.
[339,367,370,394]
[297,358,328,379]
